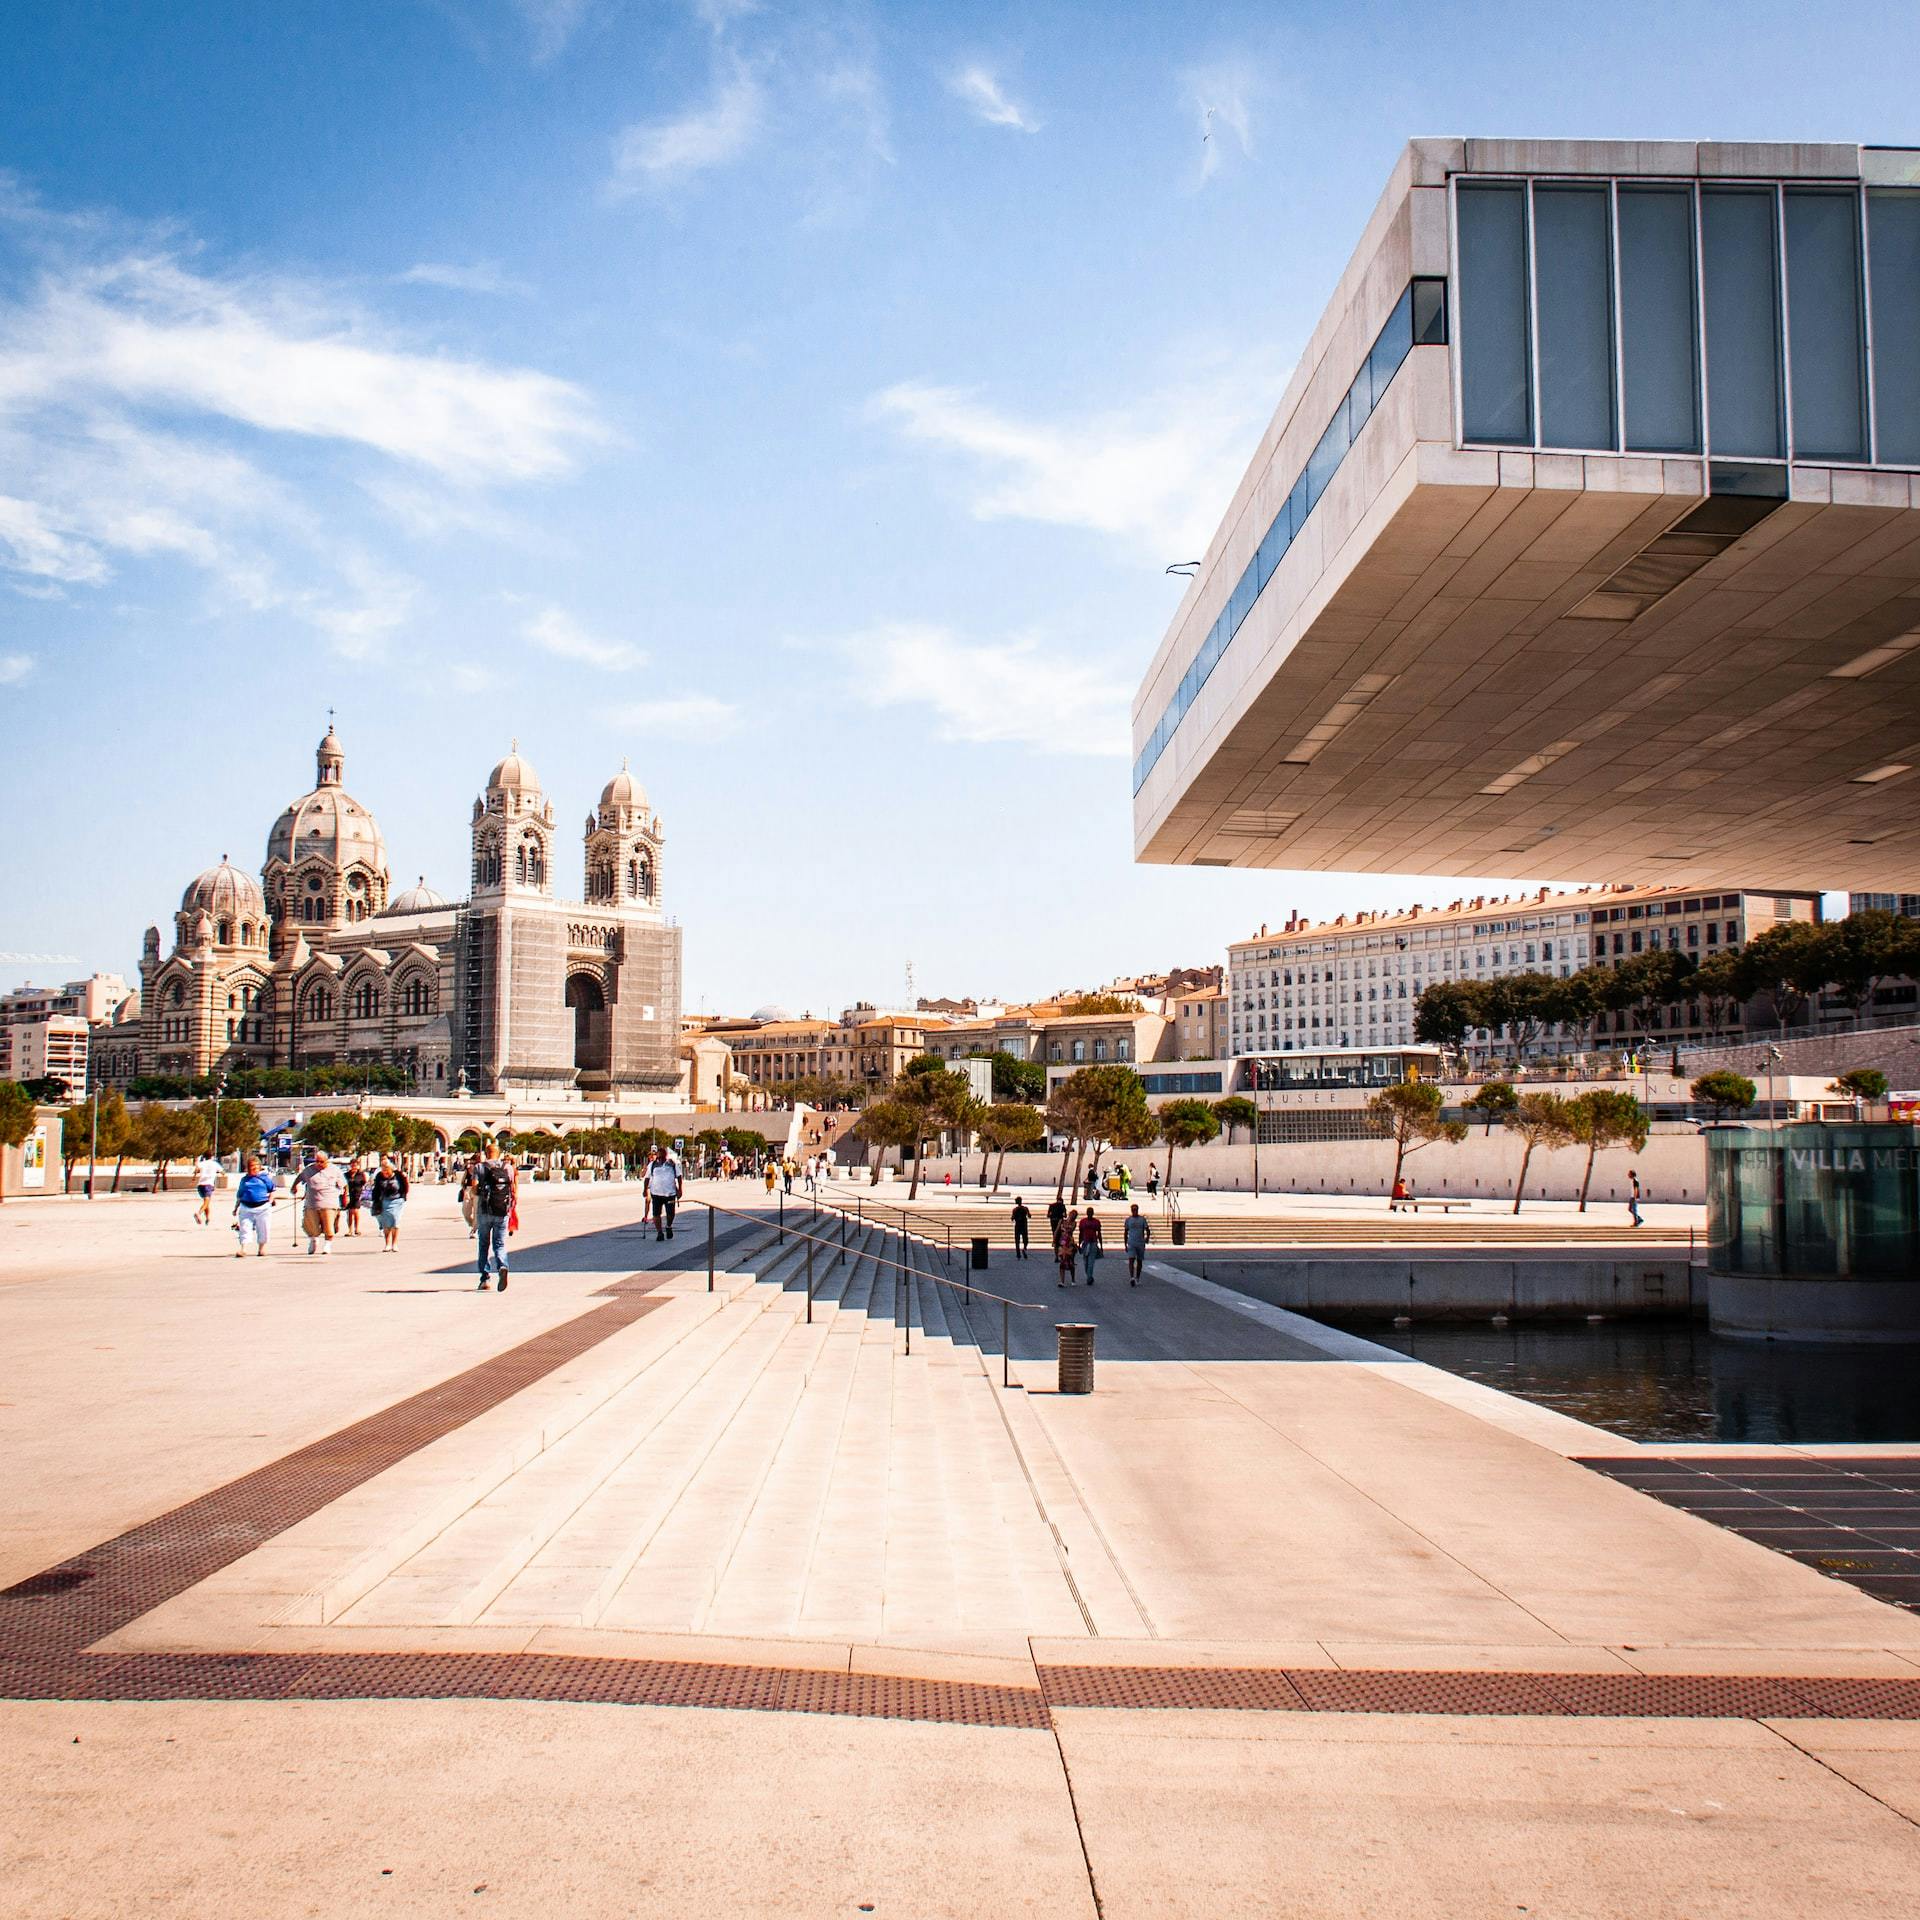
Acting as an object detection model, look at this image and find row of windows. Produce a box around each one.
[1047,1037,1133,1063]
[301,977,436,1023]
[1139,1072,1224,1095]
[1457,177,1920,465]
[1133,277,1449,795]
[585,856,655,902]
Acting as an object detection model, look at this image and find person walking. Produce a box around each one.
[1628,1169,1643,1228]
[1011,1196,1031,1260]
[370,1155,409,1252]
[192,1150,222,1226]
[763,1160,778,1198]
[781,1157,795,1196]
[1146,1165,1160,1198]
[1054,1208,1079,1288]
[343,1158,367,1236]
[1077,1207,1104,1285]
[231,1155,278,1257]
[291,1150,346,1256]
[468,1140,516,1292]
[1123,1203,1150,1283]
[646,1145,682,1241]
[1046,1194,1067,1247]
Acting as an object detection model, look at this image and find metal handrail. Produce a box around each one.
[813,1192,956,1268]
[695,1194,1043,1388]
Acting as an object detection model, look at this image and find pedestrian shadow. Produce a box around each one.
[428,1210,771,1278]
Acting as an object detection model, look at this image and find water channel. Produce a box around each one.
[1318,1318,1920,1445]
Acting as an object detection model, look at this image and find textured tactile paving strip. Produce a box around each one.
[6,1269,1920,1723]
[1579,1455,1920,1615]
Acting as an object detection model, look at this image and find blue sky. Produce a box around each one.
[1,1,1912,1012]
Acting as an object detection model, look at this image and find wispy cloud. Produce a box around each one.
[0,255,599,480]
[834,623,1127,757]
[947,65,1039,133]
[609,70,763,192]
[0,210,606,655]
[692,0,760,31]
[606,693,740,736]
[515,0,593,64]
[0,651,31,685]
[446,662,501,694]
[0,494,109,583]
[396,260,531,297]
[870,367,1277,557]
[1182,61,1256,186]
[524,605,646,671]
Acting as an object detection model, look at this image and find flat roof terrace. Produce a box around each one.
[1133,140,1920,892]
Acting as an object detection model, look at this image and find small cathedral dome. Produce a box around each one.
[384,876,449,915]
[599,759,648,810]
[487,741,540,792]
[181,858,266,922]
[751,1004,796,1023]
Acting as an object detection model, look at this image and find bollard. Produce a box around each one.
[806,1232,815,1324]
[970,1236,989,1271]
[1056,1323,1096,1394]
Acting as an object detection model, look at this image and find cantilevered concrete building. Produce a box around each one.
[1133,139,1920,891]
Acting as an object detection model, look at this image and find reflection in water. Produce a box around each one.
[1329,1319,1920,1445]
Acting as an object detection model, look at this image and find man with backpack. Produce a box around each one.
[464,1140,517,1292]
[646,1145,682,1241]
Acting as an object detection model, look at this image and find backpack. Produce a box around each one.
[476,1160,514,1214]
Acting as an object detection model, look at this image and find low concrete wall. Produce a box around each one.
[922,1129,1707,1205]
[1167,1252,1701,1323]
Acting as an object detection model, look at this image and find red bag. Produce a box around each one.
[507,1199,519,1235]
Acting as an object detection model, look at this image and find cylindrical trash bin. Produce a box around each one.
[970,1236,989,1271]
[1170,1217,1187,1245]
[1057,1323,1096,1394]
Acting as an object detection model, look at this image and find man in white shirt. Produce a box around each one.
[645,1146,682,1241]
[192,1152,223,1226]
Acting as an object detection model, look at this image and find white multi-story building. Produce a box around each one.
[1227,882,1819,1059]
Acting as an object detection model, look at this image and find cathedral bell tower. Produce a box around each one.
[471,742,557,896]
[582,760,663,911]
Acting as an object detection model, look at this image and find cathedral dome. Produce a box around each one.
[266,730,389,873]
[384,876,449,915]
[180,858,266,922]
[599,760,648,810]
[487,743,540,792]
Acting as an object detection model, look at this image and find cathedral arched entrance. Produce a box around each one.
[566,971,610,1078]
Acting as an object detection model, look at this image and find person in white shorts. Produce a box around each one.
[231,1157,279,1256]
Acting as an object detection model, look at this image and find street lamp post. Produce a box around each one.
[86,1083,99,1199]
[211,1072,227,1167]
[1765,1046,1784,1129]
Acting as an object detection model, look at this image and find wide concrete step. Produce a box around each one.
[344,1238,819,1628]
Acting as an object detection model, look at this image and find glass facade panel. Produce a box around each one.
[1457,183,1531,444]
[1702,188,1784,458]
[1785,189,1867,460]
[1618,185,1701,452]
[1869,189,1920,463]
[1534,184,1616,449]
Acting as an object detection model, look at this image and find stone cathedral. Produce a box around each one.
[107,730,683,1097]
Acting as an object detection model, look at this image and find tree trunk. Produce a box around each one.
[1578,1139,1598,1211]
[1165,1139,1178,1193]
[995,1145,1009,1191]
[113,1153,127,1192]
[1054,1140,1071,1200]
[1390,1131,1408,1192]
[1512,1139,1533,1214]
[976,1138,990,1187]
[907,1132,924,1200]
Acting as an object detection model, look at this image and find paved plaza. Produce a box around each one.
[4,1178,1919,1916]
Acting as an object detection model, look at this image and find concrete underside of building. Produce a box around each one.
[1134,139,1920,891]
